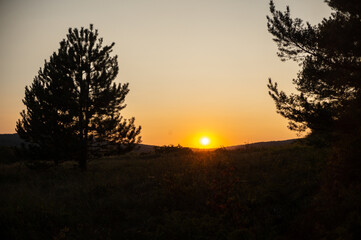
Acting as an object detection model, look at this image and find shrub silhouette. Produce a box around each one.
[154,144,192,154]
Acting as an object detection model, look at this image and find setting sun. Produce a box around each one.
[200,137,210,147]
[190,132,223,149]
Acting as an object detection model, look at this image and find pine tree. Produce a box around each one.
[267,3,361,235]
[267,0,361,143]
[16,25,141,170]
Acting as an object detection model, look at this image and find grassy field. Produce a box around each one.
[0,143,330,239]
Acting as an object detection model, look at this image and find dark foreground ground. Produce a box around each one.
[0,143,360,239]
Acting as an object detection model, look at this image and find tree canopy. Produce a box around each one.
[16,25,141,170]
[267,0,361,142]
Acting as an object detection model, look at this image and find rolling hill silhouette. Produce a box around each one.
[0,133,297,151]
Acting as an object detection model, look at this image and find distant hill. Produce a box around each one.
[0,133,298,151]
[134,144,156,153]
[191,139,298,151]
[225,139,298,150]
[0,134,24,147]
[0,133,157,152]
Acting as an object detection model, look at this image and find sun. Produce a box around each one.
[200,137,210,146]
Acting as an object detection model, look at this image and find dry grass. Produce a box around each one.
[0,144,328,239]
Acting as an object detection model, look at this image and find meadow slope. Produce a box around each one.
[0,143,331,239]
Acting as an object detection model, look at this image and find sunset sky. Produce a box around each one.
[0,0,332,148]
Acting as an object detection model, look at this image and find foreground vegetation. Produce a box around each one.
[1,143,360,239]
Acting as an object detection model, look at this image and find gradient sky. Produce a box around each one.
[0,0,332,148]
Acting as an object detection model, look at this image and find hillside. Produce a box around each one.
[226,139,297,149]
[0,134,23,147]
[0,144,325,239]
[0,133,156,151]
[1,141,360,239]
[0,133,298,152]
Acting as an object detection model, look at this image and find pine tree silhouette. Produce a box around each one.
[16,24,141,170]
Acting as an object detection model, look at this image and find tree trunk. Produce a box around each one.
[79,69,90,171]
[79,142,87,171]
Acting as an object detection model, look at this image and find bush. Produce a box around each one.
[154,144,192,155]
